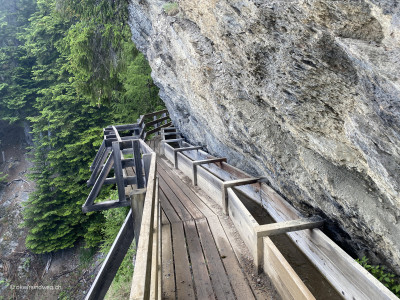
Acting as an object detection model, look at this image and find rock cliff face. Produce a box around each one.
[128,0,400,271]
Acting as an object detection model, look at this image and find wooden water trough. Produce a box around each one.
[161,127,398,300]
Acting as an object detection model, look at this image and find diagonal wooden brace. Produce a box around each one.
[173,146,202,169]
[191,158,227,186]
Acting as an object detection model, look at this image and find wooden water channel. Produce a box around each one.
[82,110,398,300]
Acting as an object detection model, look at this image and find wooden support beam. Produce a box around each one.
[191,158,227,186]
[133,140,145,189]
[255,217,324,238]
[254,217,324,274]
[143,116,169,128]
[263,237,316,300]
[222,177,266,215]
[112,142,125,202]
[112,126,122,142]
[90,140,106,171]
[143,122,172,139]
[82,199,131,213]
[85,209,134,300]
[143,154,152,185]
[130,188,146,246]
[87,148,110,186]
[163,138,184,143]
[103,176,140,186]
[83,152,115,209]
[173,146,202,169]
[105,124,140,131]
[161,132,181,137]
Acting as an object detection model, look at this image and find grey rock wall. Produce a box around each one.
[128,0,400,272]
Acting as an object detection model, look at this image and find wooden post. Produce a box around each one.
[130,188,146,246]
[172,146,202,169]
[112,142,126,202]
[191,158,227,186]
[221,177,264,215]
[1,151,5,163]
[133,140,145,189]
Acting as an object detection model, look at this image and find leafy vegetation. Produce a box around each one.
[357,256,400,297]
[163,2,179,16]
[0,0,163,254]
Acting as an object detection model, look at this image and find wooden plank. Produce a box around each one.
[259,185,398,300]
[105,124,140,131]
[163,138,184,143]
[87,148,110,186]
[196,166,223,206]
[157,158,215,219]
[83,152,114,208]
[112,126,122,142]
[227,188,258,256]
[85,209,134,300]
[206,217,256,300]
[159,188,181,224]
[196,218,235,300]
[164,143,175,162]
[144,121,172,138]
[263,237,315,300]
[171,222,196,299]
[133,140,145,189]
[159,176,193,221]
[139,109,168,122]
[103,176,138,186]
[150,184,160,299]
[131,188,146,247]
[112,142,126,202]
[144,115,170,128]
[255,217,324,237]
[90,140,106,171]
[143,154,152,185]
[184,220,215,300]
[157,164,204,220]
[176,152,193,178]
[139,139,153,154]
[82,200,131,213]
[130,154,157,300]
[161,223,175,299]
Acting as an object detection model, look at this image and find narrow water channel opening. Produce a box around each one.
[232,188,342,300]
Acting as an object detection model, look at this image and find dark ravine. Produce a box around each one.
[128,0,400,273]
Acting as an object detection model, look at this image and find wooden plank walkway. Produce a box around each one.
[148,136,275,299]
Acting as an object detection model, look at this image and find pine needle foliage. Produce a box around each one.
[0,0,163,253]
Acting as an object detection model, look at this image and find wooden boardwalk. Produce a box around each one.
[148,137,273,300]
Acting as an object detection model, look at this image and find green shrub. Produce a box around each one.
[163,2,179,16]
[357,256,400,297]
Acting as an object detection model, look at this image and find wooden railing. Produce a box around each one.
[137,109,171,140]
[83,110,168,300]
[161,127,398,300]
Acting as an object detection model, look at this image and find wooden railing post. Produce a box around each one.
[130,188,146,246]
